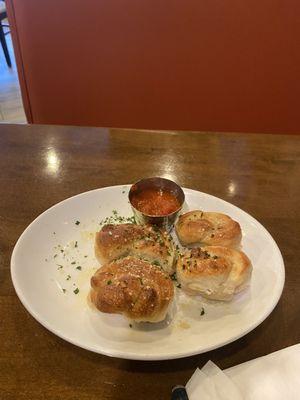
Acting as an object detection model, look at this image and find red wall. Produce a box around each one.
[7,0,300,133]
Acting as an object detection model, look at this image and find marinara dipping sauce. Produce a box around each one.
[129,177,185,231]
[131,188,181,216]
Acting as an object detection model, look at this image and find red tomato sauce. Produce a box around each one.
[131,189,180,216]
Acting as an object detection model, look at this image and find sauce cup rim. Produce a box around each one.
[128,177,185,218]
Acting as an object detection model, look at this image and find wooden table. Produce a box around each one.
[1,124,299,400]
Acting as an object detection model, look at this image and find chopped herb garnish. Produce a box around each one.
[74,241,78,248]
[152,260,161,266]
[66,275,71,281]
[202,250,210,259]
[60,249,64,253]
[76,266,82,270]
[84,255,88,258]
[62,288,66,293]
[107,280,112,285]
[75,220,80,225]
[213,255,218,260]
[170,272,177,281]
[71,261,76,265]
[99,212,136,226]
[53,232,56,235]
[177,283,181,289]
[129,324,133,328]
[122,190,125,194]
[57,264,63,269]
[73,288,79,294]
[200,307,205,316]
[211,233,215,238]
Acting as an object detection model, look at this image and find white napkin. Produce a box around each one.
[186,361,243,399]
[186,344,300,400]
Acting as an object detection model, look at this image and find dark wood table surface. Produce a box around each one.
[1,124,299,400]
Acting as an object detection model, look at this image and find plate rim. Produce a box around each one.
[10,185,285,360]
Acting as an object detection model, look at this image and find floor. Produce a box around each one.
[0,21,26,123]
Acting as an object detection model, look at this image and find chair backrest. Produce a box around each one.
[6,0,300,134]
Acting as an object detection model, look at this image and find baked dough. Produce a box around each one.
[90,257,174,322]
[95,223,175,274]
[175,210,241,247]
[176,246,252,301]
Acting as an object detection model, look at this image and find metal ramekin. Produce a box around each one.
[128,177,185,231]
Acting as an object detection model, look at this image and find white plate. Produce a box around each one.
[11,185,285,360]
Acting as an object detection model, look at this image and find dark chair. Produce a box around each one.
[0,0,11,67]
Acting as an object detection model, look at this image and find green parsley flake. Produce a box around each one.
[62,288,66,293]
[71,261,76,265]
[74,241,78,248]
[200,307,205,316]
[107,280,112,285]
[152,260,161,266]
[170,272,177,281]
[76,266,82,270]
[75,220,80,225]
[98,211,137,226]
[73,288,79,294]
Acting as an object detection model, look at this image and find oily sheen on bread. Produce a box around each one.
[175,210,242,247]
[176,246,252,301]
[95,223,175,274]
[90,257,174,322]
